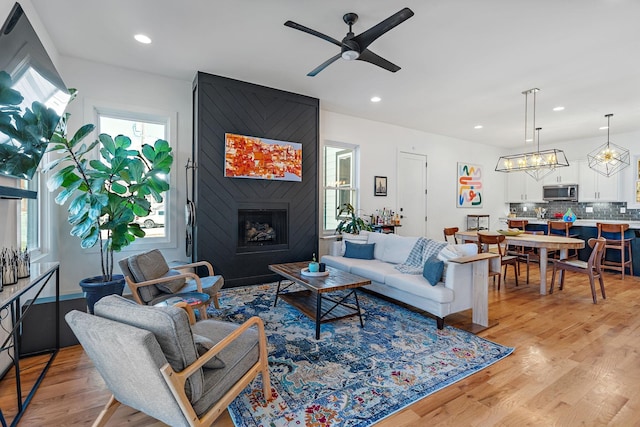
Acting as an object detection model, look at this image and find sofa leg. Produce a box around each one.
[436,317,445,330]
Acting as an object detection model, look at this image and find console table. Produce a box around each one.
[0,262,60,427]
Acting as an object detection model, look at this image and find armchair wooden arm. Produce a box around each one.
[173,260,215,276]
[160,316,271,426]
[124,272,205,305]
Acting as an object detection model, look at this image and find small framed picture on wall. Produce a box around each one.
[375,176,387,196]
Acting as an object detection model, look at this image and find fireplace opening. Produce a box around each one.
[237,208,288,253]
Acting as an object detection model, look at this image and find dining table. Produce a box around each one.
[455,230,585,295]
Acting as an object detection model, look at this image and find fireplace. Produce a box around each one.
[237,207,288,253]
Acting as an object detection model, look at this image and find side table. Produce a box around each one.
[154,292,210,320]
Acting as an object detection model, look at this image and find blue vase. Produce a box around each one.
[562,208,576,222]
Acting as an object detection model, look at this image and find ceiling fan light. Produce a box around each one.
[342,50,359,60]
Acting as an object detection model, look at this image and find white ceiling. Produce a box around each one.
[29,0,640,148]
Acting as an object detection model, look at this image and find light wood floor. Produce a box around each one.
[2,267,640,426]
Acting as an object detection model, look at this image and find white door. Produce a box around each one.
[397,152,427,237]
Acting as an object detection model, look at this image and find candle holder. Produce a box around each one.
[17,248,30,279]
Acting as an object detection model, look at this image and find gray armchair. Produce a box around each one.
[119,249,224,318]
[65,295,271,427]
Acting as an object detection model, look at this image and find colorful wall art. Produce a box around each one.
[457,162,483,208]
[224,133,302,182]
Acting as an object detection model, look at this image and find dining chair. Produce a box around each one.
[550,237,607,303]
[477,232,519,290]
[506,219,539,284]
[597,223,634,279]
[547,221,579,260]
[443,227,459,244]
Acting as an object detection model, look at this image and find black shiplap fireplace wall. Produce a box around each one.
[192,72,319,287]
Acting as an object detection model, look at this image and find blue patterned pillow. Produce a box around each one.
[344,241,375,260]
[422,256,444,286]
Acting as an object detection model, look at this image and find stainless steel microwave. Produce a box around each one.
[543,184,578,201]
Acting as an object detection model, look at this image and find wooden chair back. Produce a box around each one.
[443,227,459,244]
[478,232,506,257]
[547,220,573,236]
[507,219,528,230]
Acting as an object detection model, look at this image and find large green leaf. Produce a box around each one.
[68,124,95,149]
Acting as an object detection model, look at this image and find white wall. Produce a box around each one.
[47,57,193,295]
[320,110,508,243]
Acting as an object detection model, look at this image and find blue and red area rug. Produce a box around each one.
[208,283,513,427]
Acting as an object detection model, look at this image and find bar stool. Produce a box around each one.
[443,227,459,244]
[547,221,579,260]
[597,223,633,279]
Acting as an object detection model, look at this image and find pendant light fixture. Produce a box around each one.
[587,113,630,177]
[495,88,569,180]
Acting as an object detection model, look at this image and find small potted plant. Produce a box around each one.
[335,203,372,237]
[44,90,174,312]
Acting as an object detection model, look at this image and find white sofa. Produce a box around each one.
[321,231,479,329]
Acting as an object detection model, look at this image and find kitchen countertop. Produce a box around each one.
[500,217,640,230]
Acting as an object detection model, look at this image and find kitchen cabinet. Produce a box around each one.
[577,160,620,202]
[542,163,579,185]
[505,172,544,202]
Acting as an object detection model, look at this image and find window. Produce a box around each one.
[19,175,39,252]
[323,143,359,231]
[97,111,171,241]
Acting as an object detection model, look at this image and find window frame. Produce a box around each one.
[86,102,178,252]
[322,141,360,234]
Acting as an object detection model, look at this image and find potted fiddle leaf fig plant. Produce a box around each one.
[44,90,174,312]
[335,203,372,236]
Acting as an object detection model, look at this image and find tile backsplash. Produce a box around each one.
[509,202,640,221]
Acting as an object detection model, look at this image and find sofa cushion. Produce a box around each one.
[340,233,368,255]
[350,260,404,284]
[344,241,375,259]
[380,234,419,264]
[321,255,373,273]
[127,249,185,300]
[361,231,387,260]
[384,273,454,303]
[422,256,444,286]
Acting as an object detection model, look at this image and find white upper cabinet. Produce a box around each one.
[541,163,579,186]
[505,172,544,203]
[577,160,620,202]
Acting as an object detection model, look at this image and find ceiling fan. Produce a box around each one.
[284,7,414,76]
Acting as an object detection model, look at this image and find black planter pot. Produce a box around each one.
[79,274,125,314]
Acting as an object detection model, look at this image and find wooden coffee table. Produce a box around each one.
[269,261,371,339]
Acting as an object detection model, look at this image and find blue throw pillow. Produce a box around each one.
[344,241,375,260]
[422,256,444,286]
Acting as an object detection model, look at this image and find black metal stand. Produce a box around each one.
[0,263,60,427]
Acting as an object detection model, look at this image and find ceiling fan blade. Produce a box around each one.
[357,49,401,73]
[352,7,414,52]
[307,53,342,76]
[284,20,342,47]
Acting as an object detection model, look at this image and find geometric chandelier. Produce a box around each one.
[587,113,630,177]
[495,88,569,181]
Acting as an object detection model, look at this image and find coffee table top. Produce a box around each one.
[269,261,371,293]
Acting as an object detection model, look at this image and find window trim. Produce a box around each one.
[82,101,179,252]
[322,141,360,234]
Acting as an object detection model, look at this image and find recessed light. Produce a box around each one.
[525,138,533,142]
[552,106,565,111]
[599,126,609,130]
[474,125,483,129]
[370,96,381,103]
[134,34,152,44]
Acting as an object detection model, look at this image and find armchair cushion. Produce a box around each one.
[192,334,226,369]
[127,249,185,297]
[94,295,204,403]
[157,269,187,293]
